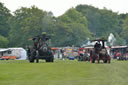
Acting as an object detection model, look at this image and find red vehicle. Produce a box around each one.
[90,39,111,63]
[111,46,128,60]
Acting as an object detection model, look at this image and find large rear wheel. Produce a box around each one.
[46,57,50,62]
[28,48,36,63]
[47,52,54,62]
[46,56,54,62]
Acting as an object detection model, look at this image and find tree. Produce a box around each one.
[0,2,11,37]
[8,6,47,47]
[0,35,8,47]
[120,16,128,44]
[54,8,92,46]
[76,5,121,37]
[76,5,124,45]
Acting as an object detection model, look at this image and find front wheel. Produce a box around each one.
[47,52,54,62]
[46,57,54,62]
[29,56,34,63]
[104,59,107,63]
[46,57,50,62]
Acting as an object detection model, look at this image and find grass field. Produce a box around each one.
[0,59,128,85]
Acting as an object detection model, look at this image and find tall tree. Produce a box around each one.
[0,35,8,48]
[120,16,128,43]
[55,8,92,46]
[0,2,11,37]
[76,5,121,37]
[8,6,48,47]
[76,5,125,45]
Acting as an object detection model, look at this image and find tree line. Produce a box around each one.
[0,2,128,48]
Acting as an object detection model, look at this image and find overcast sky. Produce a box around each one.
[0,0,127,16]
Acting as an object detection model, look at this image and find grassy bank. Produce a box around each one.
[0,60,128,85]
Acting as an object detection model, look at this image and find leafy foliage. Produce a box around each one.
[120,16,128,43]
[0,2,11,37]
[8,6,48,47]
[0,35,8,47]
[54,8,92,46]
[76,5,125,45]
[1,2,128,47]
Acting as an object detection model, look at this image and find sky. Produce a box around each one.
[0,0,127,16]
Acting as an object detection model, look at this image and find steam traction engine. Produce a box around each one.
[27,33,54,63]
[90,39,111,63]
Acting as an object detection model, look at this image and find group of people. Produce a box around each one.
[32,32,50,49]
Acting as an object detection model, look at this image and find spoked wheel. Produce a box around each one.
[46,56,54,62]
[46,57,50,62]
[104,59,107,63]
[29,50,35,63]
[29,56,34,63]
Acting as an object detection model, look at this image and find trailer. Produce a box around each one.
[0,48,27,60]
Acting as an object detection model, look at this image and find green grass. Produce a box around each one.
[0,59,128,85]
